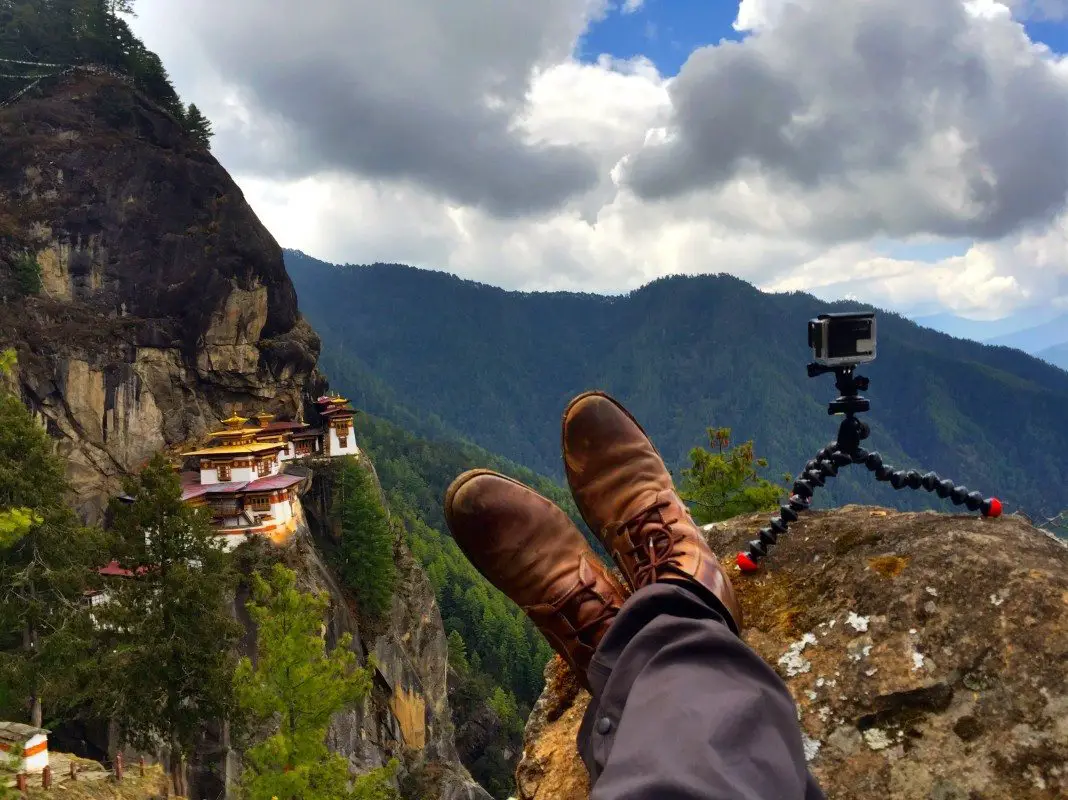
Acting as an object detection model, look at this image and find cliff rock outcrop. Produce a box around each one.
[275,475,490,800]
[1,71,488,800]
[516,506,1068,800]
[0,69,321,522]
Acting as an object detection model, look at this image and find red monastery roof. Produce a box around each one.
[261,421,309,432]
[244,474,304,492]
[98,560,150,578]
[180,474,303,499]
[320,406,355,417]
[181,484,209,502]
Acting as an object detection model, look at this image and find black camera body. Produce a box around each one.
[808,312,876,367]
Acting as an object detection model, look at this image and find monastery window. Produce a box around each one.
[247,495,271,513]
[334,421,350,440]
[257,458,271,477]
[217,463,231,482]
[295,439,311,456]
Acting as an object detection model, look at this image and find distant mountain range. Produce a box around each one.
[910,310,1058,343]
[986,314,1068,355]
[1037,341,1068,371]
[285,250,1068,521]
[912,310,1068,369]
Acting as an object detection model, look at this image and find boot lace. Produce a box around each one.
[552,571,619,643]
[620,499,685,588]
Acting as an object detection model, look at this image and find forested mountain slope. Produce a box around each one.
[286,250,1068,520]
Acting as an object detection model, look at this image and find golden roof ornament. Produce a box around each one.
[222,413,249,430]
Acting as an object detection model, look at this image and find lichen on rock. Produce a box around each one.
[516,506,1068,800]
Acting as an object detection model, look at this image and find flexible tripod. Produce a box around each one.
[735,363,1002,573]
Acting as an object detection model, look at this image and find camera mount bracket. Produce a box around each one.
[735,364,1002,574]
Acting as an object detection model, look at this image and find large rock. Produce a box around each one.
[0,69,322,522]
[516,506,1068,800]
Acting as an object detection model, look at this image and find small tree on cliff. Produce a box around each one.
[95,453,240,797]
[182,103,214,148]
[331,458,397,622]
[678,427,788,525]
[234,563,398,800]
[0,349,105,726]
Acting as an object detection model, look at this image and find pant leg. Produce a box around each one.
[577,582,825,800]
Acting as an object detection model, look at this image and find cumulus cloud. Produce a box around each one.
[624,0,1068,242]
[129,0,1068,322]
[143,0,616,217]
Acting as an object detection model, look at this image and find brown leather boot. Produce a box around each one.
[444,469,628,689]
[562,391,743,633]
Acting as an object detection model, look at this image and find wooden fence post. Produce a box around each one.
[41,765,51,789]
[16,773,26,792]
[139,756,145,777]
[70,761,77,781]
[115,751,123,782]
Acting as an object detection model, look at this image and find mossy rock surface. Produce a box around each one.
[517,506,1068,800]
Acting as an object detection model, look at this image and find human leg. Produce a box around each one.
[563,392,824,799]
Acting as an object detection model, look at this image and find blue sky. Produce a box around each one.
[579,1,1068,76]
[579,1,744,74]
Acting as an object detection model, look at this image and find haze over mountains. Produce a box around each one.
[284,250,1068,523]
[912,311,1068,371]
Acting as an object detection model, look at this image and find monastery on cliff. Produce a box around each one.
[178,394,359,550]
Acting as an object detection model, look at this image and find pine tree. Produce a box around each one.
[331,458,397,621]
[183,103,213,148]
[94,453,241,797]
[0,349,105,726]
[234,563,398,800]
[678,427,789,525]
[446,629,468,673]
[0,349,38,547]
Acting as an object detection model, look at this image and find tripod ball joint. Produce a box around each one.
[734,363,1003,575]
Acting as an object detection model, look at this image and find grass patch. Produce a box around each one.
[867,555,911,579]
[733,567,821,638]
[11,252,42,295]
[15,762,173,800]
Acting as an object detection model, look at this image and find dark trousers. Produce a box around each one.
[578,583,825,800]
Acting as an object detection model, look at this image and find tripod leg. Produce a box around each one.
[737,450,1003,573]
[859,452,1002,516]
[736,447,852,572]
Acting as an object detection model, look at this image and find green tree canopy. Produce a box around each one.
[331,458,397,622]
[182,102,213,148]
[0,349,105,726]
[234,563,397,800]
[94,453,240,797]
[0,1,209,143]
[678,427,789,525]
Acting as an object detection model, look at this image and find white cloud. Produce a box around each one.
[128,0,1068,322]
[621,0,645,13]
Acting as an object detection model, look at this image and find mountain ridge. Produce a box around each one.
[284,249,1068,522]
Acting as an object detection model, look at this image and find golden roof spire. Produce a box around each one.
[222,413,249,430]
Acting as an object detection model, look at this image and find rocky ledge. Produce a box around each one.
[516,506,1068,800]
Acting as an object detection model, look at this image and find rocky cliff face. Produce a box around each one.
[0,71,488,800]
[0,69,322,522]
[278,475,489,800]
[516,506,1068,800]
